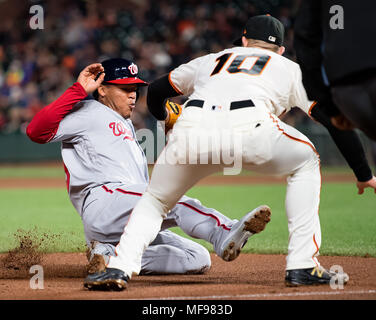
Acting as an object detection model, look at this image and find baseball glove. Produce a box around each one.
[164,99,182,132]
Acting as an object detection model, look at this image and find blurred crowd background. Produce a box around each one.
[0,0,375,166]
[0,0,301,133]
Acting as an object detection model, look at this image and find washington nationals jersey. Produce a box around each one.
[169,46,312,116]
[51,99,149,214]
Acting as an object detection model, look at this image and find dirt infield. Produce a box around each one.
[1,171,375,301]
[0,252,375,300]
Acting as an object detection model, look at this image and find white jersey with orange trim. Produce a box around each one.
[169,46,312,117]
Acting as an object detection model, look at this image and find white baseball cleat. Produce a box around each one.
[219,205,271,262]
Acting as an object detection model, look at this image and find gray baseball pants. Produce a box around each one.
[81,183,236,274]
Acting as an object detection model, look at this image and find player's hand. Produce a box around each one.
[356,176,376,195]
[330,114,355,131]
[77,63,105,94]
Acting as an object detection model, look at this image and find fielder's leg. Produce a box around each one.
[245,118,348,285]
[246,118,323,270]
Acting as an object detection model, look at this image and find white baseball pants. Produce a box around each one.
[108,107,322,277]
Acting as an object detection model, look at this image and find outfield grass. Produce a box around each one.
[0,181,374,256]
[0,189,85,252]
[181,184,376,257]
[0,164,357,178]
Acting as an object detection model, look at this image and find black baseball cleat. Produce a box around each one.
[285,266,349,287]
[84,267,129,291]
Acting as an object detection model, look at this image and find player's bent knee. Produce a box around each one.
[185,244,211,274]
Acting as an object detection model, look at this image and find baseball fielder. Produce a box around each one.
[27,59,271,281]
[84,15,350,290]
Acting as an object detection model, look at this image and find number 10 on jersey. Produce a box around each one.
[210,53,271,76]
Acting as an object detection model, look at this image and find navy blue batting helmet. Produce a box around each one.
[101,58,148,86]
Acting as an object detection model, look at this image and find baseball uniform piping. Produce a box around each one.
[102,185,114,194]
[112,188,232,231]
[306,101,320,122]
[308,101,318,116]
[269,113,319,157]
[63,162,70,193]
[177,201,231,231]
[168,72,184,95]
[312,234,320,267]
[115,188,143,196]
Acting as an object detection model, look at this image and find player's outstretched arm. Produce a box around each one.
[357,176,376,195]
[147,74,181,120]
[309,102,374,189]
[27,63,103,144]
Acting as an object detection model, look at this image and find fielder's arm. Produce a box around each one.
[293,0,334,106]
[310,102,376,193]
[146,74,181,120]
[290,65,375,193]
[146,74,184,132]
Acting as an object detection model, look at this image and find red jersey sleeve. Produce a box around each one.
[26,82,87,144]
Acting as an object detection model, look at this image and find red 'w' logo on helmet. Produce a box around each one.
[128,63,138,75]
